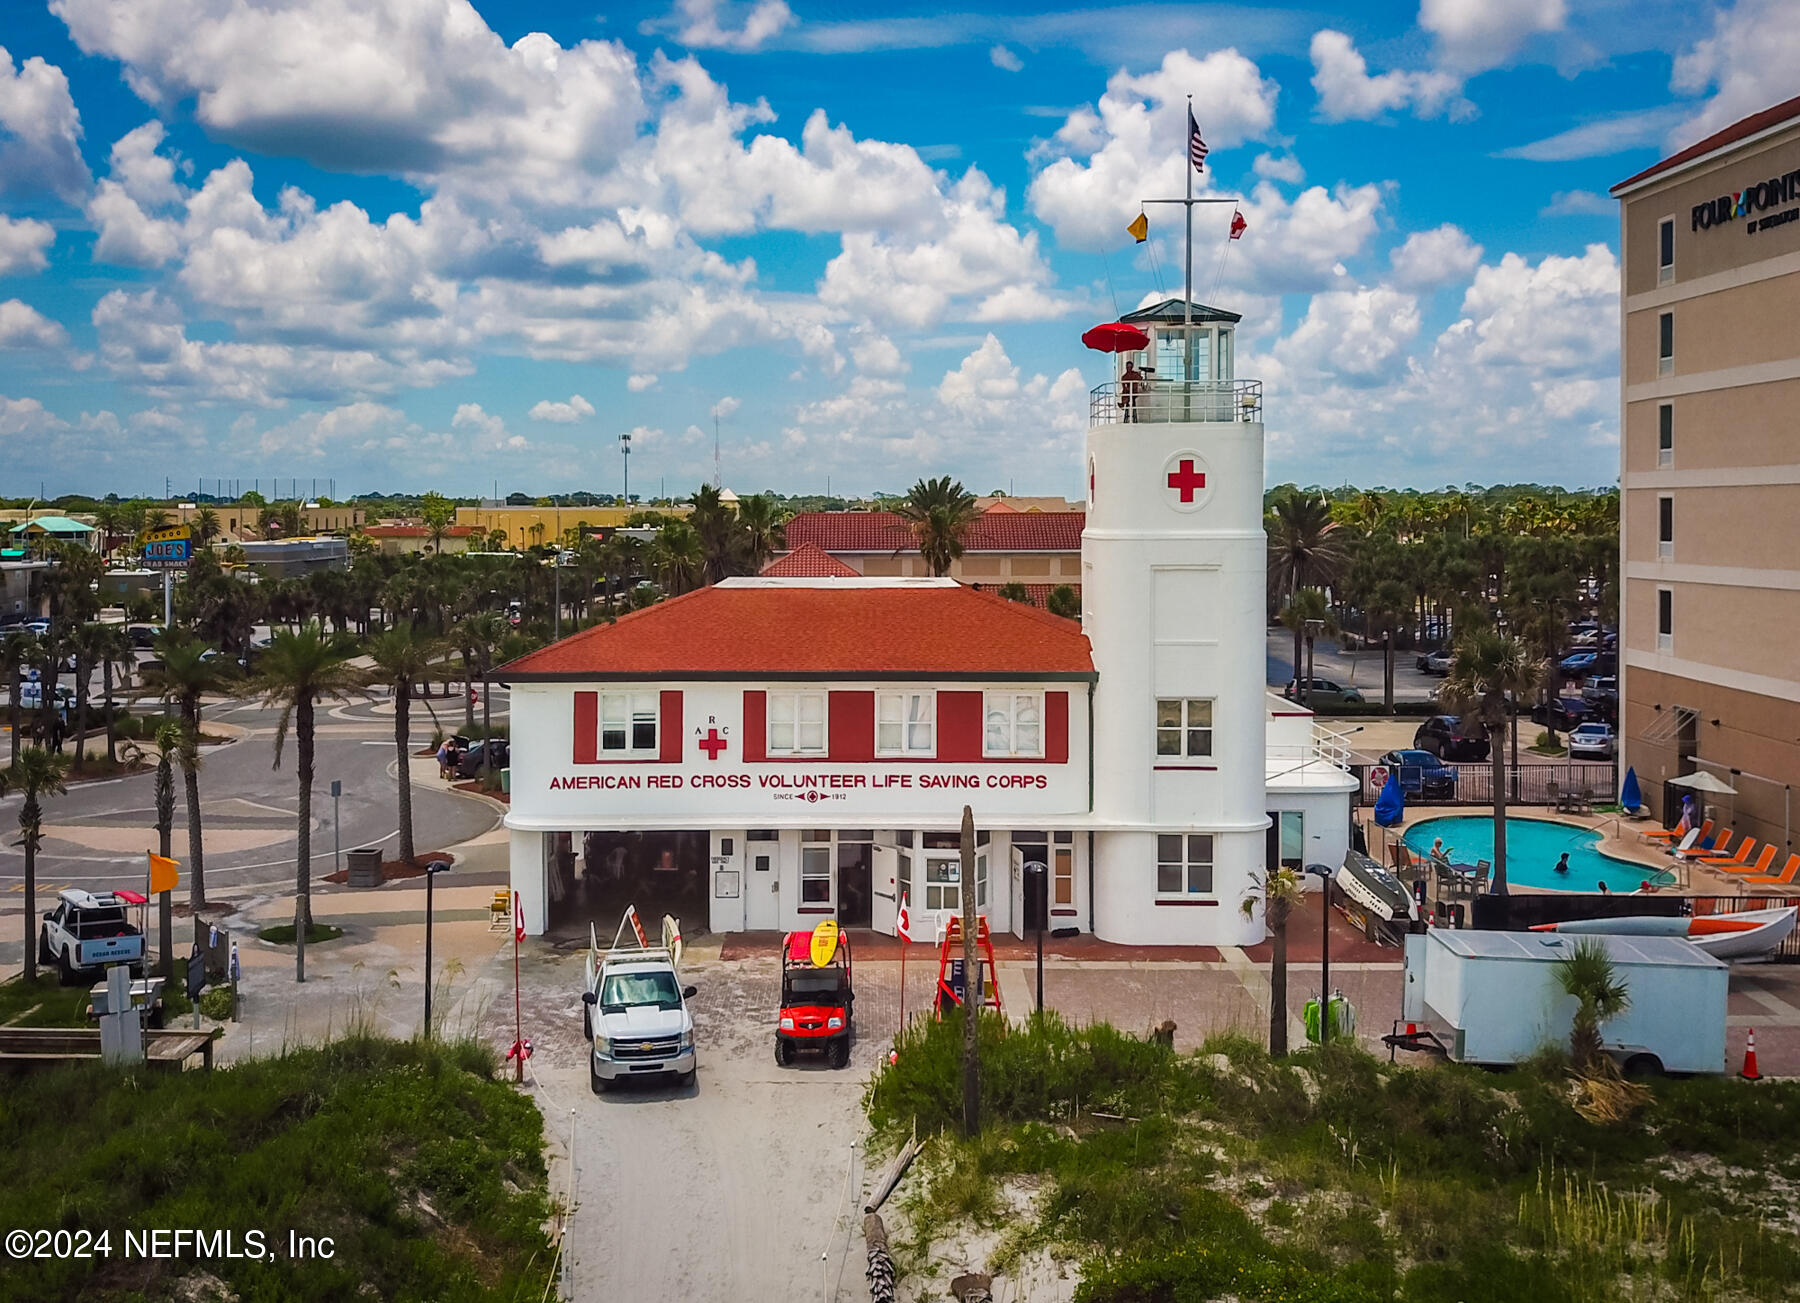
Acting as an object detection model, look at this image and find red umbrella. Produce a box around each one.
[1081,321,1149,354]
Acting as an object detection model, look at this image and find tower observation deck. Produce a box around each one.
[1087,298,1261,424]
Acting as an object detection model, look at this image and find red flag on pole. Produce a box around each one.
[513,890,526,942]
[1230,210,1247,240]
[895,892,913,943]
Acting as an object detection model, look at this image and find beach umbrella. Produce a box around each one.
[1373,771,1405,827]
[1619,766,1642,813]
[1080,321,1150,354]
[1668,770,1736,795]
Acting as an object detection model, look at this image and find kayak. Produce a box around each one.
[1528,907,1797,961]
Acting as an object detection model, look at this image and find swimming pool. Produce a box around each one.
[1403,816,1673,893]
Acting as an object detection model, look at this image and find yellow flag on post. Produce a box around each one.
[148,852,179,894]
[1127,212,1149,243]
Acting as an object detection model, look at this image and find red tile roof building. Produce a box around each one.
[500,578,1094,679]
[759,541,859,578]
[777,511,1084,603]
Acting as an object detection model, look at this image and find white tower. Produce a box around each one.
[1083,300,1268,945]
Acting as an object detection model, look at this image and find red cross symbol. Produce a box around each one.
[697,728,728,760]
[1166,459,1207,502]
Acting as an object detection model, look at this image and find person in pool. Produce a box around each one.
[1553,853,1570,875]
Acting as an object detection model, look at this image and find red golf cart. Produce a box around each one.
[775,926,854,1068]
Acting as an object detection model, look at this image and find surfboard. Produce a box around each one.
[810,918,840,967]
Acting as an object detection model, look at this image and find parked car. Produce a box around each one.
[39,889,144,985]
[1558,651,1598,677]
[25,618,49,637]
[1532,697,1591,731]
[1424,649,1453,675]
[1580,676,1617,703]
[449,735,509,778]
[15,681,75,712]
[1281,678,1364,707]
[126,623,164,649]
[1414,647,1441,672]
[1568,722,1617,759]
[1377,748,1458,800]
[1412,715,1490,762]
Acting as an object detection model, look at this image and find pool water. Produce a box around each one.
[1403,816,1673,893]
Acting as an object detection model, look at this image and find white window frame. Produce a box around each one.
[1155,698,1214,758]
[976,849,988,909]
[599,691,658,756]
[1657,587,1674,654]
[1156,833,1215,897]
[1052,844,1074,909]
[1657,215,1675,286]
[983,691,1043,758]
[800,839,833,905]
[1658,311,1674,377]
[1658,403,1673,469]
[923,852,962,912]
[1658,494,1674,560]
[768,690,827,756]
[876,690,936,757]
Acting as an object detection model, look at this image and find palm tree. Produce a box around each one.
[146,632,238,910]
[1441,630,1543,895]
[1278,589,1337,710]
[95,625,131,766]
[1267,489,1346,689]
[1555,939,1631,1072]
[650,520,705,595]
[1,629,37,767]
[64,623,107,776]
[463,612,507,743]
[690,484,739,584]
[1,746,70,984]
[366,624,449,865]
[1047,586,1080,619]
[150,720,188,979]
[1241,863,1305,1056]
[193,505,221,546]
[484,527,510,552]
[736,494,788,572]
[251,623,365,982]
[895,477,978,577]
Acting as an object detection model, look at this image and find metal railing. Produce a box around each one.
[1090,379,1262,425]
[1353,761,1619,808]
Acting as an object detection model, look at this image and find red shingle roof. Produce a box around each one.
[1613,94,1800,193]
[760,541,859,578]
[784,510,1084,554]
[498,581,1094,678]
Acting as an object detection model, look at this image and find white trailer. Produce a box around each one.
[1401,929,1728,1075]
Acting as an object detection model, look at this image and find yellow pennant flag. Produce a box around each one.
[148,852,179,894]
[1127,212,1149,243]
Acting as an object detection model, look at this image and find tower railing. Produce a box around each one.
[1089,378,1262,426]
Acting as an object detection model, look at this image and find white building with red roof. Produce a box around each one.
[499,305,1356,945]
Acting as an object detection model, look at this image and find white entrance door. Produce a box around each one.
[745,838,781,930]
[871,845,899,935]
[919,851,963,939]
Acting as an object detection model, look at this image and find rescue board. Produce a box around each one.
[810,918,840,967]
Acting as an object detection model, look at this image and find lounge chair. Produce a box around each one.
[1717,845,1778,877]
[1745,854,1800,887]
[1645,818,1711,845]
[1685,828,1739,860]
[1665,828,1703,858]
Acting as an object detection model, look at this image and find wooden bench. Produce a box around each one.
[0,1027,216,1071]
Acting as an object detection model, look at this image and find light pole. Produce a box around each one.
[1024,860,1047,1014]
[422,858,452,1038]
[620,430,631,507]
[1304,617,1324,713]
[1304,862,1334,1041]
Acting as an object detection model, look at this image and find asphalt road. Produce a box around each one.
[0,685,504,967]
[1266,628,1443,702]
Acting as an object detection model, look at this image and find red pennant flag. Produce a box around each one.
[895,892,913,943]
[1230,210,1247,240]
[513,890,526,943]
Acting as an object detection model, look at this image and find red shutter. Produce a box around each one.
[573,691,598,764]
[743,690,766,762]
[938,691,982,761]
[1045,691,1068,763]
[659,690,683,763]
[829,691,874,761]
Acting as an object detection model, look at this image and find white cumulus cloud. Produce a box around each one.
[1388,224,1484,289]
[627,373,659,392]
[1308,30,1468,122]
[0,45,90,200]
[1419,0,1566,75]
[0,216,55,275]
[1670,0,1800,147]
[663,0,796,52]
[990,45,1023,72]
[529,394,595,423]
[0,299,67,348]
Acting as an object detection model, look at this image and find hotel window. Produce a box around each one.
[1658,312,1674,377]
[876,691,935,756]
[984,692,1043,757]
[1157,833,1215,896]
[1658,216,1675,285]
[1155,698,1213,757]
[599,692,657,755]
[1658,404,1673,468]
[801,834,833,904]
[768,691,826,755]
[1658,495,1674,559]
[1658,588,1673,653]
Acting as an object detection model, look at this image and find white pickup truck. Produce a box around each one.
[582,924,697,1093]
[40,889,146,984]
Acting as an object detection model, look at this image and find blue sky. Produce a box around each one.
[0,0,1793,499]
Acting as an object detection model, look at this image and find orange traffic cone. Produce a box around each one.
[1741,1028,1762,1080]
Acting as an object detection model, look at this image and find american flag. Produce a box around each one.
[1188,107,1209,172]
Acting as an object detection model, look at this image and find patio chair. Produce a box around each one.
[1645,817,1711,845]
[1717,845,1779,877]
[1473,860,1491,894]
[1745,854,1800,888]
[1546,779,1562,811]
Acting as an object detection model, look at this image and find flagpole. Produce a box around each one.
[1184,94,1193,376]
[513,891,524,1084]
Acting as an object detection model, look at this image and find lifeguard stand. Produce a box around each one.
[932,915,1004,1018]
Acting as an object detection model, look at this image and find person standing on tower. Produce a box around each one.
[1121,360,1144,423]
